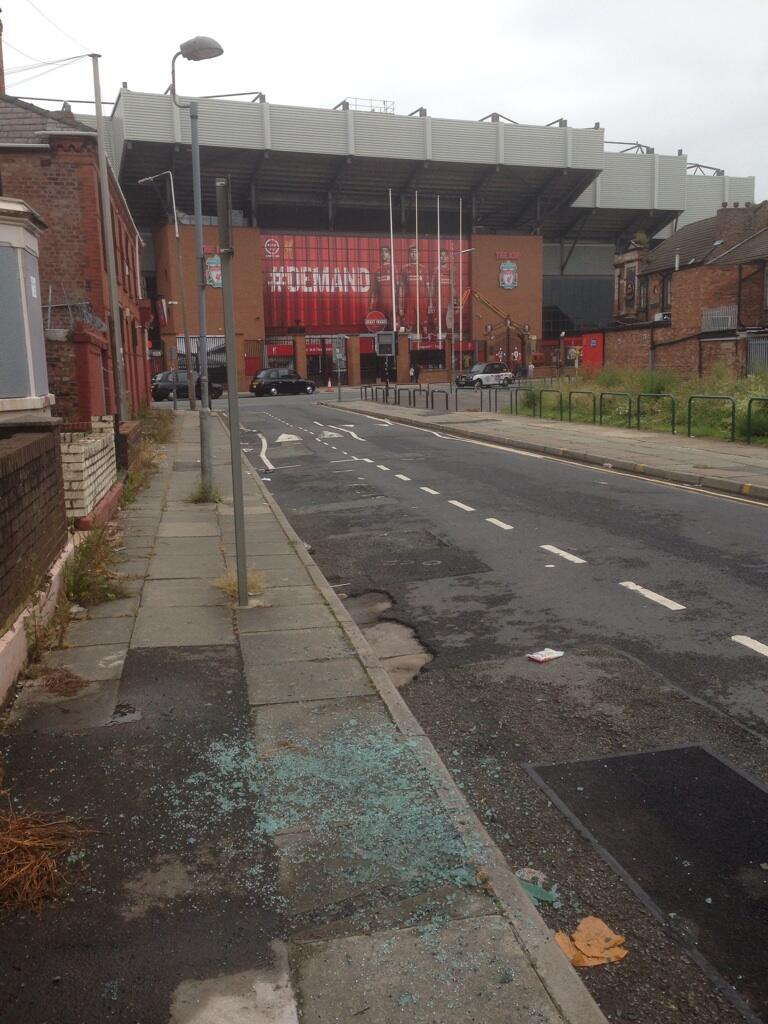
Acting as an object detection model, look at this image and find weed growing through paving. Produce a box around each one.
[121,439,160,506]
[157,723,483,904]
[138,407,175,445]
[186,481,222,504]
[25,593,71,663]
[64,526,127,608]
[215,569,266,603]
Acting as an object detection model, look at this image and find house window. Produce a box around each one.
[662,275,672,312]
[625,266,637,312]
[638,276,648,317]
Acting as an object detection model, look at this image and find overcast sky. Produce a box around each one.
[3,0,766,199]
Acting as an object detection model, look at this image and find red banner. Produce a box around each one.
[262,233,471,335]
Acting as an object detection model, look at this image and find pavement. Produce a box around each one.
[0,410,608,1024]
[229,392,768,1024]
[333,393,768,501]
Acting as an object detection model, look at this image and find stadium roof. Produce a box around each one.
[72,89,754,244]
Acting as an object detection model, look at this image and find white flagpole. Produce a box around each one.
[415,191,420,341]
[437,194,442,346]
[388,188,397,335]
[458,195,463,369]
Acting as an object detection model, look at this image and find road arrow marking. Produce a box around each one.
[319,430,342,439]
[276,433,301,443]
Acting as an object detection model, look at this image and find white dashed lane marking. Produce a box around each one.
[732,635,768,657]
[395,474,411,481]
[377,465,391,472]
[420,487,440,495]
[448,500,475,512]
[619,581,685,611]
[540,544,586,564]
[486,518,514,530]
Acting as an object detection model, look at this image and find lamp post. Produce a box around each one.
[138,171,195,411]
[170,35,224,498]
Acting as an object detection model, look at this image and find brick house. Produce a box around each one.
[605,202,768,376]
[0,92,151,421]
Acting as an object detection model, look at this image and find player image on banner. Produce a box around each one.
[369,244,396,329]
[399,244,426,335]
[427,246,454,338]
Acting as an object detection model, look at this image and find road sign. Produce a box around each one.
[365,311,388,331]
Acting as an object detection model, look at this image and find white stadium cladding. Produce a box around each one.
[85,89,756,334]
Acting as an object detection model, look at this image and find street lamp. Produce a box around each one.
[169,34,224,498]
[138,171,195,412]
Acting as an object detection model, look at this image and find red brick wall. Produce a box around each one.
[153,224,265,391]
[0,136,150,418]
[470,234,543,361]
[0,424,67,632]
[740,264,766,326]
[604,328,652,370]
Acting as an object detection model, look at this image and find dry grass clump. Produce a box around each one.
[215,568,266,603]
[0,793,94,915]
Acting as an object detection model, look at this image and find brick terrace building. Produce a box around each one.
[606,202,768,376]
[0,88,151,421]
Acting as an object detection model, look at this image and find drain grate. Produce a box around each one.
[527,746,768,1023]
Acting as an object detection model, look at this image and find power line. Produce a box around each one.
[24,0,89,51]
[4,38,44,62]
[6,54,83,75]
[10,55,87,91]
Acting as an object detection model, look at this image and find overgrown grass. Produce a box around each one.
[121,439,160,506]
[139,407,176,445]
[512,365,768,442]
[187,481,222,504]
[25,593,71,664]
[64,526,127,608]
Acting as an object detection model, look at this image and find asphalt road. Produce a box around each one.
[233,392,768,1024]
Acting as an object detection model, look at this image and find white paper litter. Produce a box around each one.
[527,648,565,663]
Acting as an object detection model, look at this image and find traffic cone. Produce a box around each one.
[326,377,333,392]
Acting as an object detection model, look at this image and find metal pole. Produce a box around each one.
[91,54,128,422]
[437,194,442,354]
[458,197,463,374]
[415,190,420,341]
[449,247,455,386]
[167,172,196,411]
[216,178,248,608]
[388,188,398,383]
[190,100,214,493]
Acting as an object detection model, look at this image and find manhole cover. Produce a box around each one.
[528,746,768,1021]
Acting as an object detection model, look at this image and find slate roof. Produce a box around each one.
[0,94,95,145]
[642,201,768,274]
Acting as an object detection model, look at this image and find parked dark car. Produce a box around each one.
[250,368,316,396]
[151,370,223,402]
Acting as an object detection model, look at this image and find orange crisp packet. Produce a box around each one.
[556,916,628,968]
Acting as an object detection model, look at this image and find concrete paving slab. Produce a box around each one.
[241,627,352,664]
[86,595,140,618]
[6,676,120,733]
[261,565,313,588]
[141,578,228,607]
[153,537,224,558]
[237,603,337,634]
[294,915,564,1023]
[147,552,225,579]
[131,605,235,647]
[253,695,391,755]
[224,538,294,557]
[261,586,324,607]
[245,657,373,705]
[44,644,127,681]
[157,521,220,537]
[65,616,135,647]
[118,558,150,577]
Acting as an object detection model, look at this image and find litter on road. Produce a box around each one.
[556,917,628,968]
[527,648,565,663]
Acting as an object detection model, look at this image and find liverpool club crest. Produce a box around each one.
[499,260,518,290]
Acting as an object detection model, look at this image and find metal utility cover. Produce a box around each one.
[528,746,768,1023]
